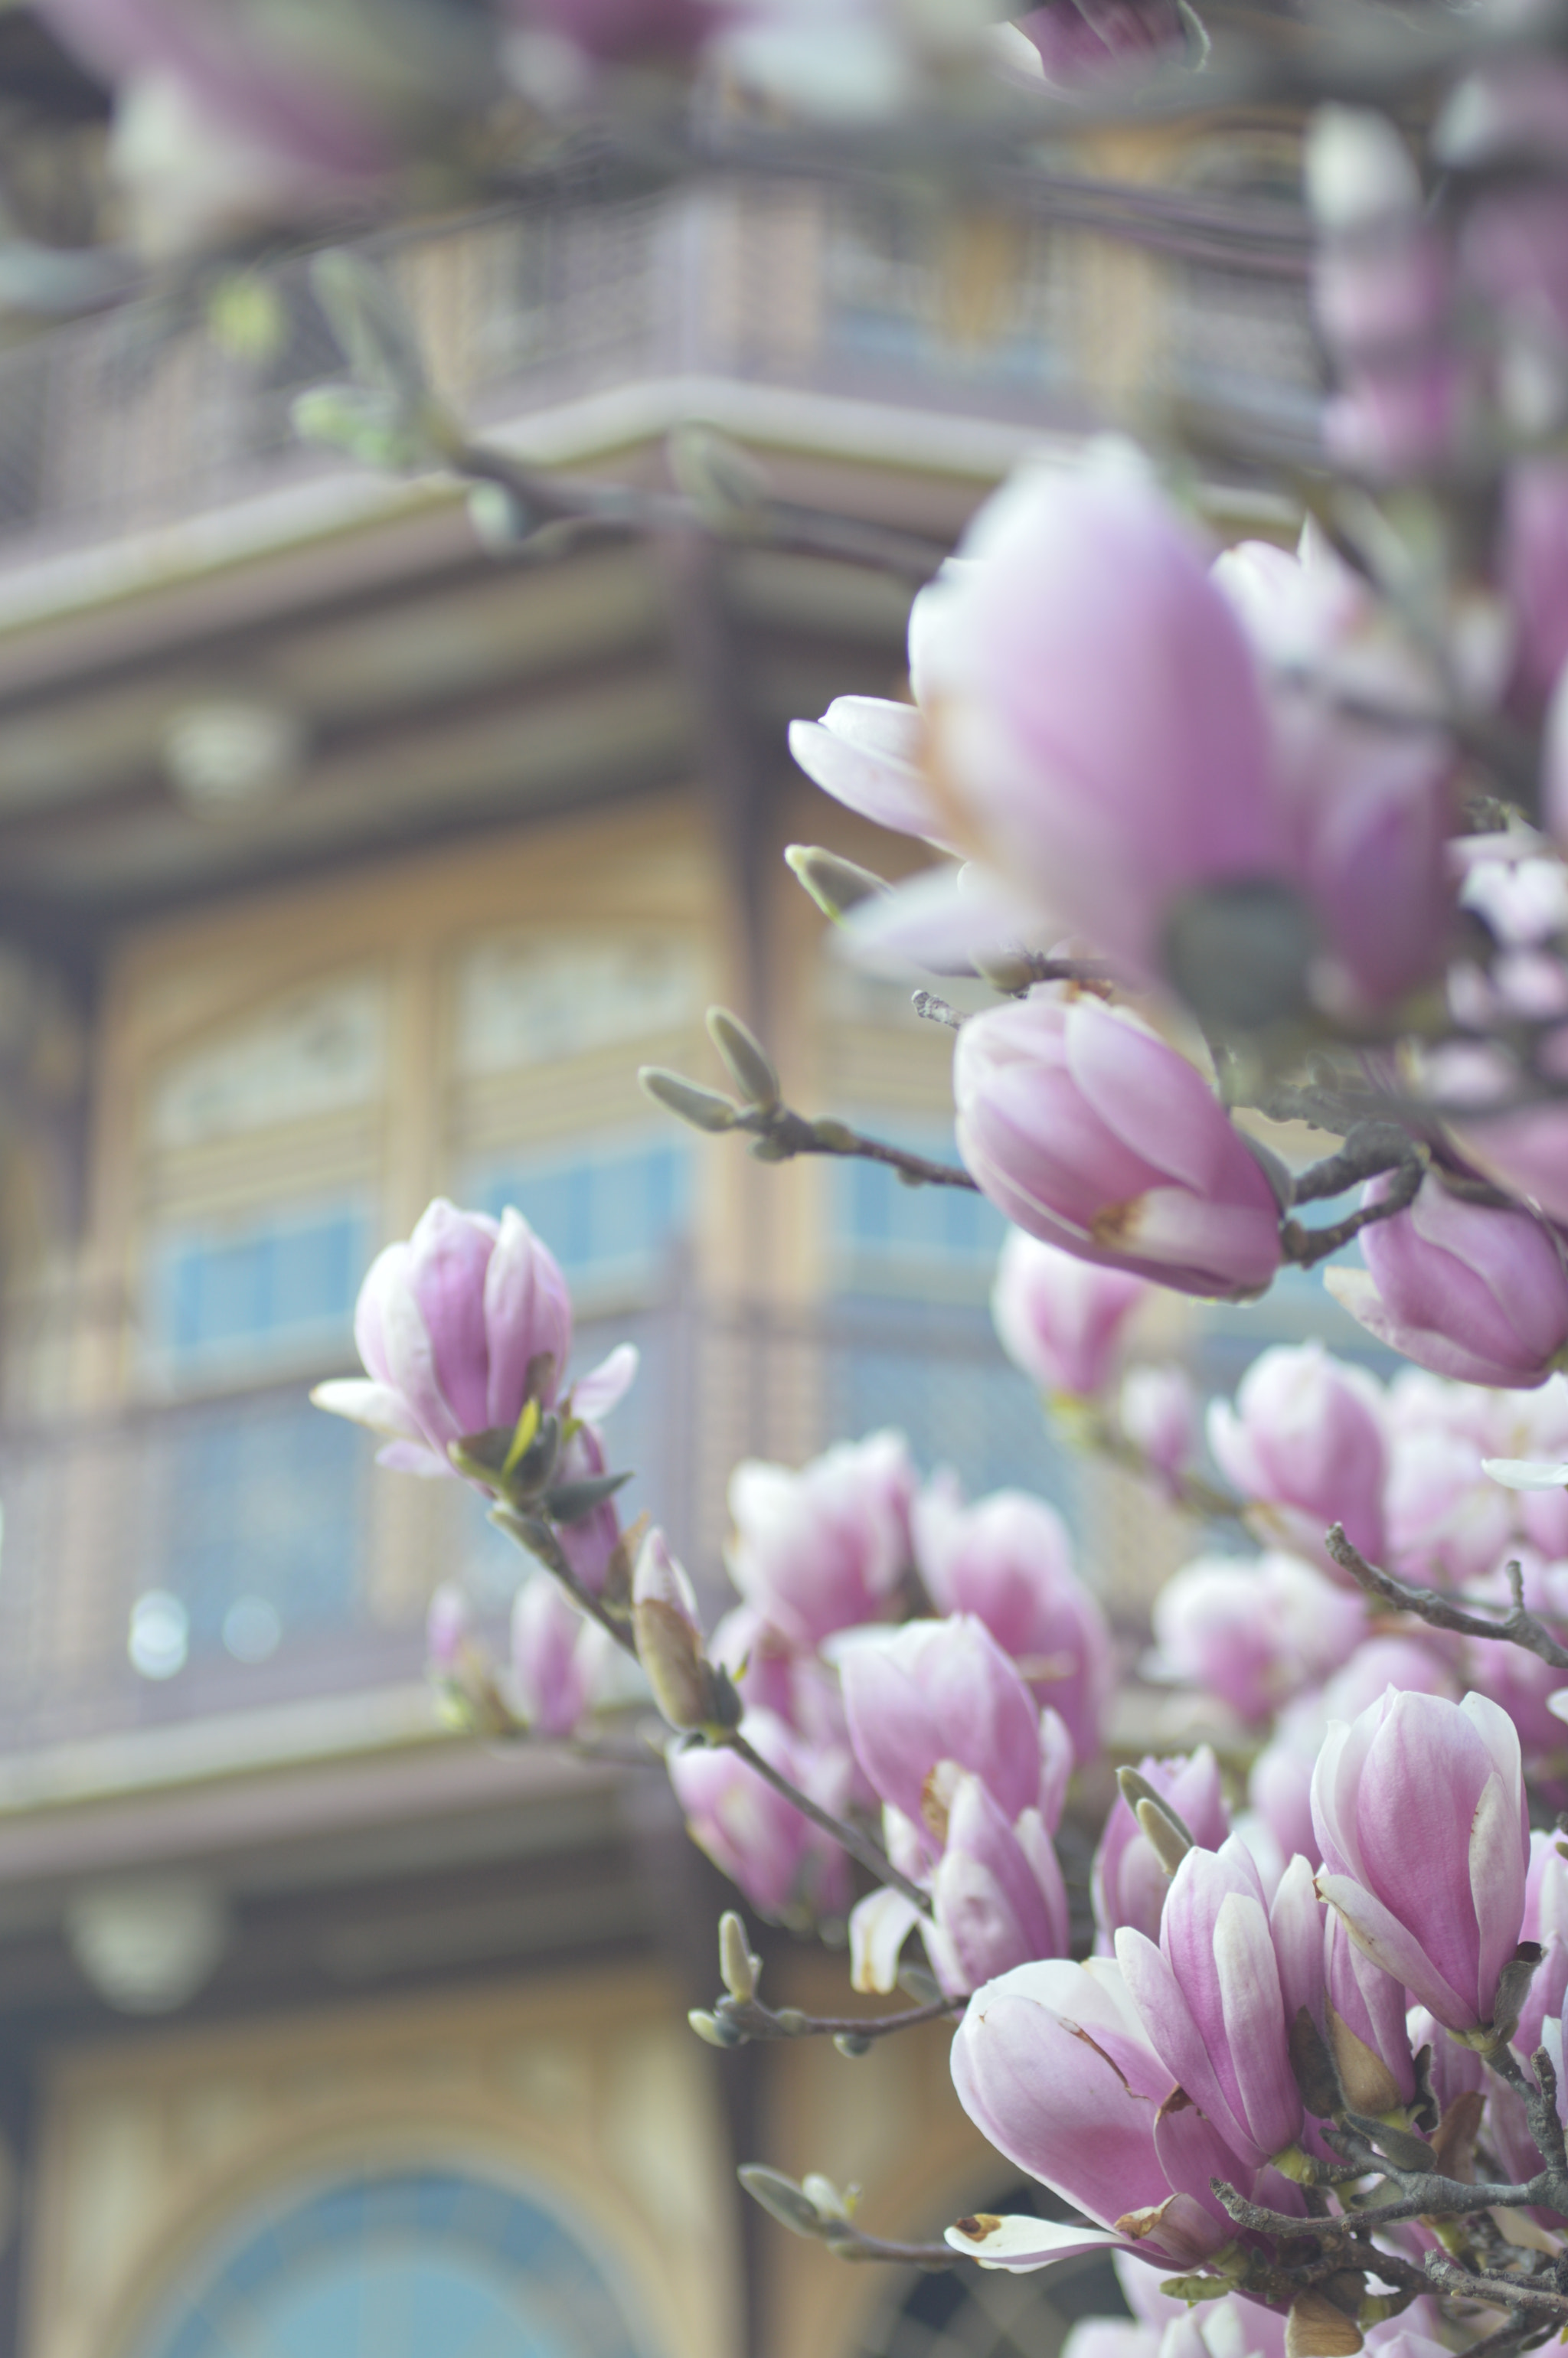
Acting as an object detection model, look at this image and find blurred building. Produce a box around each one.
[0,26,1324,2357]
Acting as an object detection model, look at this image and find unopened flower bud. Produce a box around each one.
[1305,107,1420,234]
[706,1008,780,1111]
[784,844,890,922]
[719,1910,760,2003]
[737,2165,831,2239]
[1133,1794,1192,1876]
[639,1067,740,1133]
[632,1529,723,1732]
[688,2007,743,2049]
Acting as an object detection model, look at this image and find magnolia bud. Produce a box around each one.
[632,1529,727,1732]
[706,1008,780,1111]
[639,1067,739,1132]
[784,844,890,922]
[719,1910,760,2003]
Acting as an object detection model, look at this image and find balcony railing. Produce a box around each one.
[0,1295,1105,1760]
[0,181,1318,568]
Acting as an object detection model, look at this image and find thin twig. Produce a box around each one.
[715,1991,963,2044]
[1281,1152,1424,1266]
[1423,2256,1568,2319]
[1212,2175,1550,2241]
[1325,1530,1568,1671]
[725,1729,932,1912]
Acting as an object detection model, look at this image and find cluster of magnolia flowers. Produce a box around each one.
[781,391,1568,1386]
[315,1189,1568,2340]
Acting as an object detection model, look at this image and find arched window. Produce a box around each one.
[130,2167,655,2358]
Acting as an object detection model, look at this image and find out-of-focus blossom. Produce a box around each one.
[314,1200,633,1478]
[1013,0,1185,90]
[1385,1422,1517,1590]
[946,1955,1304,2276]
[1116,1836,1305,2166]
[1312,1687,1530,2033]
[955,991,1282,1300]
[919,450,1285,984]
[426,1581,473,1675]
[912,1473,1112,1761]
[34,0,423,254]
[1500,463,1568,711]
[668,1707,852,1925]
[922,1772,1072,1995]
[1208,1341,1387,1567]
[991,1227,1148,1398]
[1247,1703,1324,1870]
[1150,1552,1366,1725]
[1327,1174,1568,1390]
[1093,1746,1230,1950]
[726,1430,915,1649]
[788,694,952,848]
[1459,1551,1568,1755]
[511,1573,606,1738]
[551,1422,626,1596]
[1306,107,1472,478]
[507,0,714,65]
[1215,531,1457,1009]
[1485,1387,1568,1551]
[1118,1365,1198,1497]
[838,1615,1063,1854]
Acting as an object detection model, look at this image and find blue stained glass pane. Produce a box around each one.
[132,2170,648,2358]
[830,1119,1004,1298]
[149,1203,368,1377]
[469,1137,689,1295]
[154,1396,363,1646]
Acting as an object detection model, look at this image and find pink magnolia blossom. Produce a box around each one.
[1093,1746,1230,1951]
[1150,1552,1366,1726]
[1215,533,1456,1008]
[1385,1424,1516,1591]
[838,1615,1067,1859]
[1500,462,1568,712]
[725,1430,916,1650]
[313,1200,635,1478]
[1208,1341,1387,1568]
[1328,1174,1568,1390]
[955,991,1282,1300]
[991,1227,1149,1398]
[921,1772,1072,1995]
[920,452,1285,983]
[510,1574,606,1739]
[946,1954,1304,2277]
[912,1473,1112,1762]
[1117,1836,1307,2166]
[1014,0,1184,88]
[1312,1687,1530,2033]
[668,1708,851,1925]
[1459,1551,1568,1755]
[1119,1365,1199,1496]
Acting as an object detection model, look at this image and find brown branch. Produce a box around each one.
[714,1992,964,2046]
[1423,2256,1568,2319]
[1281,1153,1424,1266]
[1211,2175,1552,2242]
[1325,1530,1568,1671]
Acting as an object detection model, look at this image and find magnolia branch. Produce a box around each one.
[1324,1530,1568,1672]
[704,1990,962,2049]
[723,1729,932,1912]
